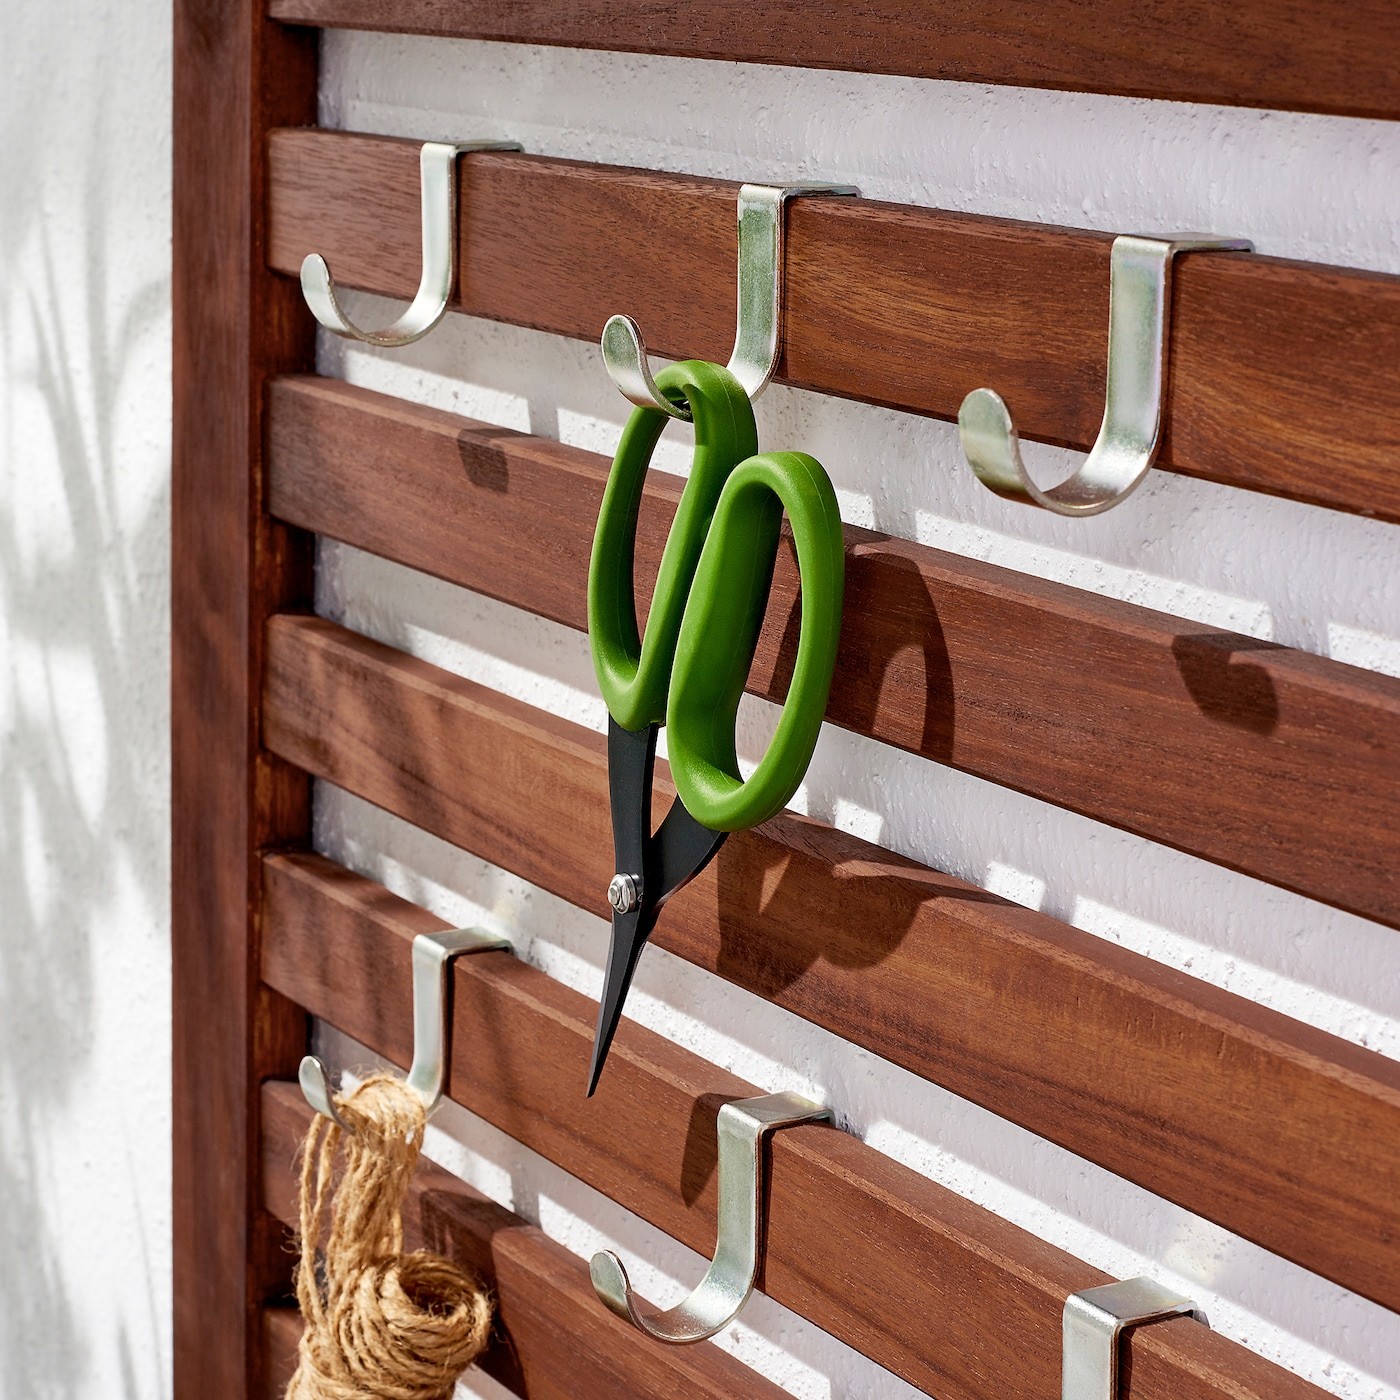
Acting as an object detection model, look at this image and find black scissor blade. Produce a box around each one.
[590,721,728,1095]
[590,718,660,1095]
[607,717,656,876]
[586,801,728,1094]
[649,797,728,916]
[587,908,651,1097]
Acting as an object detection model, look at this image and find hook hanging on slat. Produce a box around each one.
[1062,1277,1207,1400]
[589,1092,832,1343]
[300,138,522,347]
[958,232,1253,515]
[602,181,858,420]
[299,926,513,1131]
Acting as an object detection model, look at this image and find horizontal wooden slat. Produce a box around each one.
[260,1081,785,1399]
[268,129,1400,524]
[270,374,1400,928]
[262,1309,301,1400]
[267,0,1400,123]
[262,614,1400,1313]
[261,851,1330,1400]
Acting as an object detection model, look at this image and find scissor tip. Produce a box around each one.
[588,996,629,1098]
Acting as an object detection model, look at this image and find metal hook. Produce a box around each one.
[602,181,858,421]
[589,1092,831,1343]
[958,232,1253,516]
[300,138,522,347]
[298,926,513,1131]
[1062,1277,1208,1400]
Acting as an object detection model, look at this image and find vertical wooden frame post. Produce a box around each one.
[172,1,317,1393]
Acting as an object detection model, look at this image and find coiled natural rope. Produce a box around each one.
[288,1073,493,1400]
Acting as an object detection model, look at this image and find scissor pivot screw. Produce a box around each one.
[608,873,642,913]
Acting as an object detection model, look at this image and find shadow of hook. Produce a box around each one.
[1170,632,1280,735]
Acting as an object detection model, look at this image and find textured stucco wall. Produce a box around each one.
[312,33,1400,1400]
[0,1,172,1397]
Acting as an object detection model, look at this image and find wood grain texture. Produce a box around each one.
[260,1084,788,1399]
[267,0,1400,122]
[172,2,316,1396]
[270,374,1400,928]
[266,129,1400,523]
[260,852,1331,1400]
[261,615,1400,1313]
[262,1310,301,1400]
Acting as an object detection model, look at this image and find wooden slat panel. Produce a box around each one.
[266,129,1400,523]
[260,1083,787,1399]
[261,851,1329,1400]
[262,615,1400,1313]
[172,3,317,1396]
[270,374,1400,929]
[267,0,1400,124]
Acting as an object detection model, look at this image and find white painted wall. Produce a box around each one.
[0,1,172,1397]
[2,3,1398,1396]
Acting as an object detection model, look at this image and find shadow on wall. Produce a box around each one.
[0,52,171,1400]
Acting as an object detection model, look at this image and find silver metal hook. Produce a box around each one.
[602,181,858,421]
[1062,1277,1208,1400]
[958,232,1253,516]
[589,1092,831,1343]
[298,926,512,1131]
[300,139,523,348]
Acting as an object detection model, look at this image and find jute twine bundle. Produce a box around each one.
[288,1073,493,1400]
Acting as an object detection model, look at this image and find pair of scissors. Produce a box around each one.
[585,359,846,1094]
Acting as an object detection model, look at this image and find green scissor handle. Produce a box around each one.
[588,360,845,833]
[667,449,844,830]
[589,360,760,732]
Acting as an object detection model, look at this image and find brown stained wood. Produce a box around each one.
[267,0,1400,122]
[269,375,1400,929]
[262,1310,300,1400]
[260,1083,794,1399]
[172,2,316,1396]
[261,616,1400,1314]
[266,129,1400,523]
[260,852,1330,1400]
